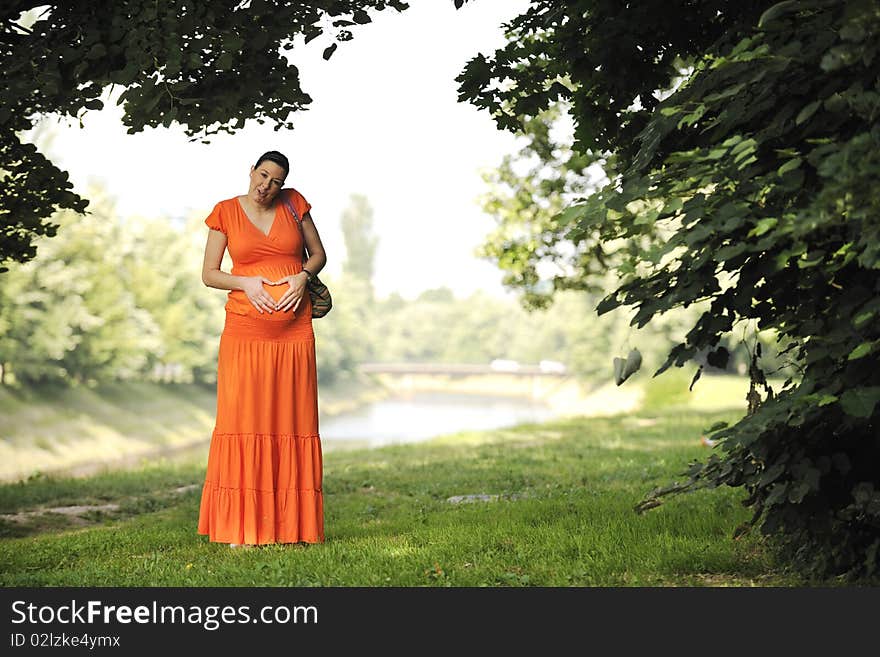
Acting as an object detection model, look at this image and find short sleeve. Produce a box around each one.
[286,188,312,221]
[204,202,226,234]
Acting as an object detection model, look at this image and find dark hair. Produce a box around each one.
[254,151,289,177]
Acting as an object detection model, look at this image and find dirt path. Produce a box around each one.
[0,484,200,533]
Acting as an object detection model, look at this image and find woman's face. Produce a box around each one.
[248,160,286,206]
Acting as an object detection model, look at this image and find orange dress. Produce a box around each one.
[197,189,323,545]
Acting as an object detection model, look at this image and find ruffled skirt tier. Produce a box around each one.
[198,311,323,544]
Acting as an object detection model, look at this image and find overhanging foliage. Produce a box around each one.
[459,0,880,578]
[0,0,408,270]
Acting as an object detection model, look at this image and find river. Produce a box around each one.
[8,391,562,481]
[319,391,559,449]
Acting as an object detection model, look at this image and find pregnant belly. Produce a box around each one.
[228,267,303,317]
[262,280,290,304]
[228,281,295,315]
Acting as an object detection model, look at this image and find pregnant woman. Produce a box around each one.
[198,150,327,547]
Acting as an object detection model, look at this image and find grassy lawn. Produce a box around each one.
[0,370,831,586]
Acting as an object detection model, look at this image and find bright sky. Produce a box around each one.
[32,1,533,300]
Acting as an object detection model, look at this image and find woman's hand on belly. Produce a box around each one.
[269,272,309,313]
[242,275,282,315]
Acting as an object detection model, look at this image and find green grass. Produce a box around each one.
[2,372,840,587]
[0,395,824,587]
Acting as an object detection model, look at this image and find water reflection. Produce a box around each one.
[319,391,557,448]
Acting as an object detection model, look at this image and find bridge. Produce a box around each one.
[356,362,571,400]
[357,362,567,377]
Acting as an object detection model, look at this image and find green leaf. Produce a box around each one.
[731,138,757,158]
[662,198,683,215]
[797,251,825,268]
[323,43,338,60]
[840,21,866,42]
[633,208,660,225]
[86,43,107,60]
[758,1,800,28]
[854,311,874,328]
[704,83,746,103]
[840,387,880,418]
[689,365,703,391]
[730,37,755,57]
[677,104,706,129]
[706,346,730,369]
[623,348,642,380]
[775,147,799,158]
[788,482,810,503]
[796,100,821,125]
[847,342,874,360]
[852,482,877,505]
[759,463,785,486]
[716,242,748,261]
[596,294,620,315]
[352,10,372,24]
[304,27,323,45]
[765,482,789,505]
[216,51,234,71]
[824,93,847,112]
[555,204,585,227]
[613,356,625,386]
[161,105,178,128]
[142,91,163,114]
[748,217,777,237]
[777,157,802,176]
[736,154,758,170]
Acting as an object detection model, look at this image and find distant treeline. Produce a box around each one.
[0,189,793,390]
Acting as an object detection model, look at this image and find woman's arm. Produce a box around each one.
[300,211,327,276]
[202,229,245,290]
[271,212,328,313]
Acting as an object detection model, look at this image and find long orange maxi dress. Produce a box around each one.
[197,188,324,545]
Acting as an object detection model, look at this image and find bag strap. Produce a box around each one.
[281,190,310,261]
[282,189,302,226]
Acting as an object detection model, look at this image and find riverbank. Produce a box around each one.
[0,370,780,483]
[362,370,642,418]
[0,375,388,483]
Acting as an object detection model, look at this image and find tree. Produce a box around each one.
[479,102,799,380]
[458,0,880,578]
[340,193,378,292]
[0,0,409,271]
[0,186,162,385]
[127,211,229,384]
[312,273,374,383]
[477,103,608,309]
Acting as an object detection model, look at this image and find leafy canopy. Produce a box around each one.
[458,0,880,578]
[0,0,408,270]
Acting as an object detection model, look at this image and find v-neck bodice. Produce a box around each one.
[204,188,313,320]
[236,197,278,239]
